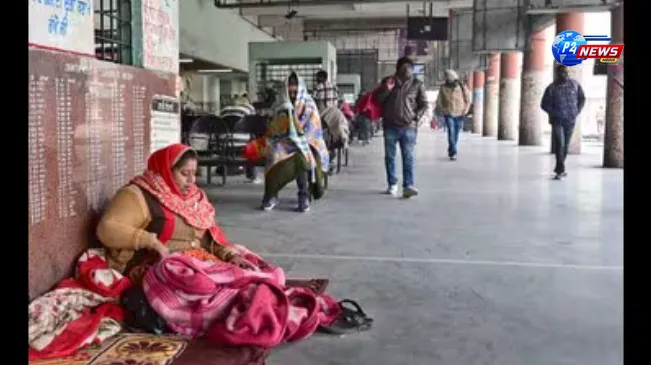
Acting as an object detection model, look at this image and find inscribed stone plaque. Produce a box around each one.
[28,48,176,299]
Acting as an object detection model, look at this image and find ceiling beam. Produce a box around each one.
[304,17,407,32]
[215,0,429,9]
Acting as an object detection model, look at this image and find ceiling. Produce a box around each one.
[219,0,472,20]
[179,53,249,76]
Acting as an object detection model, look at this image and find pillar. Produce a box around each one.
[203,76,220,114]
[483,53,500,137]
[519,29,547,146]
[555,12,585,154]
[498,52,521,141]
[464,72,474,132]
[603,3,624,168]
[472,70,485,134]
[201,75,211,111]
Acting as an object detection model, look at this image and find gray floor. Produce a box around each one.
[200,129,623,365]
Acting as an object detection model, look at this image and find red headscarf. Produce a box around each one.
[131,144,230,245]
[146,143,192,197]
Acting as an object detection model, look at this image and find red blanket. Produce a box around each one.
[28,249,133,360]
[354,87,383,121]
[144,253,341,348]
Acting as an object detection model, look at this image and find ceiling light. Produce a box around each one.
[179,58,194,63]
[197,69,233,73]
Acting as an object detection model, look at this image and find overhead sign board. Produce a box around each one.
[449,8,488,71]
[472,0,528,53]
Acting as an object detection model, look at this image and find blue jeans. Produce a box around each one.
[444,115,464,157]
[552,122,576,174]
[384,127,417,188]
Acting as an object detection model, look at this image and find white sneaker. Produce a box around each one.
[248,177,263,185]
[403,186,419,198]
[386,185,398,196]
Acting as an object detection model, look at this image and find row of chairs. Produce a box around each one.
[186,113,351,186]
[187,114,267,185]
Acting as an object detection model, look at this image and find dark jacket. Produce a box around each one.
[541,78,586,126]
[375,76,428,129]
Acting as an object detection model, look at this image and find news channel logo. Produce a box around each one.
[551,30,613,66]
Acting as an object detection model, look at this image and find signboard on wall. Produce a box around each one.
[29,0,95,56]
[150,95,181,152]
[142,0,180,74]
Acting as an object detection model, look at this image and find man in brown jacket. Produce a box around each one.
[435,69,471,161]
[375,57,429,198]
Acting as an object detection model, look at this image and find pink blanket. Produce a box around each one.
[143,253,341,348]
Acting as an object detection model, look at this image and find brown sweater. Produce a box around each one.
[96,184,238,272]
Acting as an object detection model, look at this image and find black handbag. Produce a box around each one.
[121,286,169,335]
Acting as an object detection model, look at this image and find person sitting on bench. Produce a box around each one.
[260,72,329,213]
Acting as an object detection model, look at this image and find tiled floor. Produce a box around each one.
[201,128,623,365]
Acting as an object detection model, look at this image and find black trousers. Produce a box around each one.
[264,170,310,201]
[295,170,310,200]
[245,164,258,180]
[552,123,576,174]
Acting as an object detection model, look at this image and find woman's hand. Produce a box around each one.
[151,239,169,258]
[229,255,259,271]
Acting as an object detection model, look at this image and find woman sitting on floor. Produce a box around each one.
[96,143,371,348]
[260,72,329,213]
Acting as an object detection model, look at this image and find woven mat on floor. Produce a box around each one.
[30,333,190,365]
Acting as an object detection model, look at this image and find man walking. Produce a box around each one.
[541,64,586,180]
[313,70,339,112]
[375,57,429,198]
[435,69,471,160]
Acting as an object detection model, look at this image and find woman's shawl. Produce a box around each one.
[320,106,350,147]
[265,74,329,172]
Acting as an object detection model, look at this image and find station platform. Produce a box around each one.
[202,128,623,365]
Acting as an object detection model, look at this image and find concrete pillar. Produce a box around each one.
[202,75,211,111]
[209,76,220,114]
[603,3,624,168]
[498,52,521,141]
[519,29,547,146]
[464,72,474,132]
[483,53,500,137]
[472,70,485,134]
[555,12,585,154]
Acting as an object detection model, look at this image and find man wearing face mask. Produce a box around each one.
[541,64,586,180]
[375,57,429,198]
[435,69,471,161]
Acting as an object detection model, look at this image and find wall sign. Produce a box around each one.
[29,0,95,56]
[150,95,181,152]
[142,0,179,74]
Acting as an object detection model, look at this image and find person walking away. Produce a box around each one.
[314,70,339,112]
[219,95,261,183]
[541,64,586,180]
[261,72,329,212]
[436,70,471,161]
[375,57,429,198]
[354,88,383,146]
